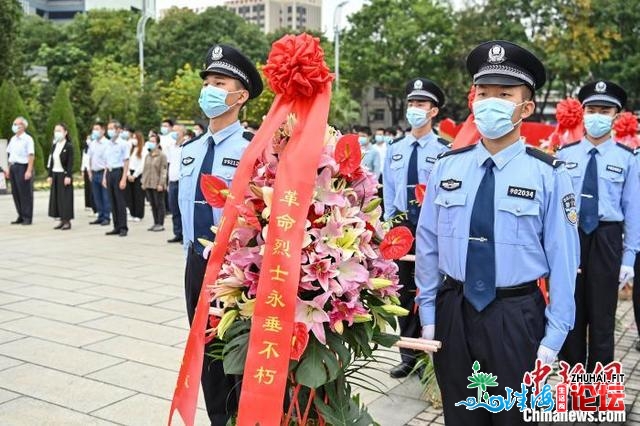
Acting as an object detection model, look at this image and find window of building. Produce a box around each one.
[49,10,79,19]
[373,109,385,121]
[374,87,386,99]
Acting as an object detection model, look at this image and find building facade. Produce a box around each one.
[224,0,321,33]
[19,0,143,22]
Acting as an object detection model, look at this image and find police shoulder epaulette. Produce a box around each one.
[181,132,206,148]
[437,137,452,148]
[526,146,563,168]
[437,143,476,159]
[388,136,404,145]
[616,142,637,155]
[243,131,254,142]
[556,140,581,151]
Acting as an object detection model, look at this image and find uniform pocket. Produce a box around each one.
[497,198,541,245]
[435,192,467,237]
[179,164,195,179]
[390,159,404,170]
[600,173,624,202]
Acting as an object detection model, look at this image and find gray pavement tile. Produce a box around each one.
[0,354,24,372]
[87,361,178,400]
[78,285,172,305]
[0,397,119,425]
[0,316,114,347]
[153,297,187,312]
[368,392,428,426]
[91,393,210,426]
[84,336,184,370]
[81,315,186,346]
[0,329,24,344]
[0,337,124,375]
[77,275,160,291]
[5,273,96,291]
[78,298,182,323]
[2,299,108,324]
[0,388,19,404]
[162,317,189,330]
[0,309,28,324]
[2,285,101,306]
[0,364,135,413]
[148,284,184,298]
[9,266,93,280]
[0,293,27,306]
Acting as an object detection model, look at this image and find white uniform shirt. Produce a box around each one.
[7,133,35,164]
[167,143,182,182]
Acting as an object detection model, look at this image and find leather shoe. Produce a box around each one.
[21,221,32,225]
[11,218,23,225]
[119,230,128,237]
[54,222,64,230]
[89,219,102,225]
[100,220,111,226]
[61,222,71,230]
[105,229,119,235]
[389,362,414,378]
[167,235,182,243]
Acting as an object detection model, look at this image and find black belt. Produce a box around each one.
[92,169,105,173]
[107,167,123,172]
[598,221,622,228]
[446,277,539,298]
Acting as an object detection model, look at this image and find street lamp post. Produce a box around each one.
[136,0,155,88]
[333,0,349,92]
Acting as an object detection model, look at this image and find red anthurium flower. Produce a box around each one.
[415,184,426,206]
[380,226,414,260]
[290,322,310,361]
[335,134,362,176]
[204,315,221,344]
[200,174,229,208]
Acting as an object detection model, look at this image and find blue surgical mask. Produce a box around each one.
[199,86,240,119]
[120,131,130,140]
[583,113,613,139]
[91,130,101,140]
[473,98,524,140]
[107,129,116,139]
[374,135,384,143]
[170,131,179,141]
[160,126,169,135]
[384,135,393,144]
[11,124,19,134]
[359,136,368,146]
[54,131,64,141]
[406,107,430,129]
[145,141,157,151]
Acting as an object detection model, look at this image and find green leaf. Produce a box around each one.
[295,337,340,388]
[222,332,249,375]
[371,330,400,348]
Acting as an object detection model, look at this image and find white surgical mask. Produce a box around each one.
[54,131,64,141]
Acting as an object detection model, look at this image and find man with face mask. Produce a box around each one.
[87,122,112,226]
[6,116,35,225]
[358,127,381,180]
[178,43,263,426]
[556,81,640,372]
[383,77,449,378]
[415,41,580,425]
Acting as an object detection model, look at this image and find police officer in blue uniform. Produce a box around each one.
[383,78,450,378]
[415,41,580,425]
[178,43,263,426]
[557,81,640,372]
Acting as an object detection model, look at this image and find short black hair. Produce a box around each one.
[162,119,174,127]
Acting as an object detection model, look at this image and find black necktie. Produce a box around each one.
[579,148,599,234]
[193,136,215,255]
[406,141,420,225]
[464,158,496,311]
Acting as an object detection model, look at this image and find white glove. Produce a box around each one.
[619,265,635,290]
[422,325,435,340]
[536,344,558,365]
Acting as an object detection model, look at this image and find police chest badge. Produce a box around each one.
[426,157,437,164]
[182,157,195,166]
[606,164,623,174]
[222,157,240,168]
[565,162,578,170]
[440,179,462,191]
[562,193,578,225]
[508,186,536,200]
[392,154,403,161]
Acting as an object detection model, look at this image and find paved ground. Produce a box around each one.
[0,191,637,425]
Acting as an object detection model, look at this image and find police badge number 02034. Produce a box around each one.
[562,193,578,225]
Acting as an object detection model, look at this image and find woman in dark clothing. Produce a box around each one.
[47,123,74,230]
[125,129,146,220]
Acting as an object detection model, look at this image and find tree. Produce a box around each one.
[91,57,141,124]
[45,82,81,171]
[340,0,458,125]
[243,64,274,126]
[137,82,162,133]
[145,7,269,82]
[158,64,202,121]
[69,63,96,136]
[0,0,21,78]
[0,81,46,176]
[328,87,360,131]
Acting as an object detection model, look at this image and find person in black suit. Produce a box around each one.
[47,123,74,230]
